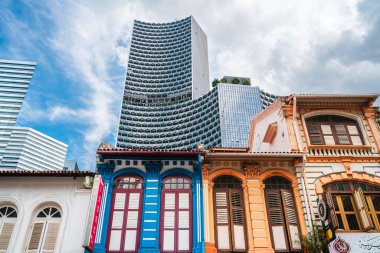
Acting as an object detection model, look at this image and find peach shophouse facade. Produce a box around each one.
[247,94,380,252]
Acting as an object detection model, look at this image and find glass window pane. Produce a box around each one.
[184,184,190,189]
[371,196,380,211]
[310,135,323,145]
[341,196,354,211]
[307,125,319,134]
[336,214,344,229]
[321,125,332,134]
[351,136,363,145]
[335,125,347,135]
[332,196,340,211]
[347,125,359,135]
[337,135,350,145]
[324,135,335,145]
[346,214,360,230]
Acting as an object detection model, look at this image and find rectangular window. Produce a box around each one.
[332,195,361,231]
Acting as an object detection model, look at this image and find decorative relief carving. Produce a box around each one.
[202,163,212,179]
[241,162,261,179]
[362,108,377,119]
[343,161,352,175]
[282,105,294,118]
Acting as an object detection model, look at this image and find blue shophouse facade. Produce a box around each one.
[90,142,204,253]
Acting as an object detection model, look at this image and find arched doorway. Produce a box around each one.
[107,175,143,252]
[213,175,247,252]
[160,176,192,253]
[264,176,301,252]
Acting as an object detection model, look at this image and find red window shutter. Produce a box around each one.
[108,182,143,252]
[160,178,192,253]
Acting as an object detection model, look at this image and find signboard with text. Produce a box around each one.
[82,175,104,251]
[329,233,380,253]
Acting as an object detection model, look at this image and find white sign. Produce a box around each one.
[329,233,380,253]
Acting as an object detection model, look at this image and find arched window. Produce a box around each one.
[324,181,380,232]
[213,175,246,252]
[0,206,17,252]
[264,176,301,252]
[26,206,61,253]
[160,176,192,252]
[107,175,143,252]
[305,115,364,145]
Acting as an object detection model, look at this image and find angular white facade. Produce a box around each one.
[0,127,68,170]
[0,60,36,158]
[0,59,68,170]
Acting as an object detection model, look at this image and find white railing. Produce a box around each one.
[308,146,374,156]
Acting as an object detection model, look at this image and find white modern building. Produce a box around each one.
[0,170,94,253]
[0,127,67,170]
[0,60,36,157]
[0,59,69,170]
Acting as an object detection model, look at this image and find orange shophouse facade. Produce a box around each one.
[202,148,307,253]
[249,94,380,252]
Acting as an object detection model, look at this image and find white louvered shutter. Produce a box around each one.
[124,192,141,251]
[265,191,288,252]
[0,222,15,252]
[230,191,246,251]
[163,193,176,251]
[27,222,45,253]
[109,193,126,251]
[281,190,301,251]
[178,192,190,251]
[215,191,230,250]
[354,188,373,231]
[41,221,60,253]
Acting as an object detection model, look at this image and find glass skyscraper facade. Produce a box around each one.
[0,59,68,170]
[117,17,276,150]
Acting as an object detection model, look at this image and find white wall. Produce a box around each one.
[251,105,291,152]
[191,16,210,99]
[0,176,91,253]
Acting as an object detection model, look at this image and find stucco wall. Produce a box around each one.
[0,176,91,253]
[251,103,291,152]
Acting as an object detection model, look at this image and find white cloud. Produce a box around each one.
[22,0,378,169]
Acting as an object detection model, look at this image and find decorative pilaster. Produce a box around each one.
[282,105,300,152]
[243,164,274,253]
[139,162,163,253]
[363,107,380,153]
[202,164,217,253]
[192,162,204,253]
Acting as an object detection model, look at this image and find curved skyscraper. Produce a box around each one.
[117,17,276,150]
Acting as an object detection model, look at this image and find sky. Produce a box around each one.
[0,0,379,170]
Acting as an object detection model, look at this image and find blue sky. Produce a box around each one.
[1,0,379,170]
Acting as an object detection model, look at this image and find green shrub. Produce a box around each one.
[243,79,251,85]
[212,78,220,87]
[220,77,227,83]
[231,77,240,84]
[300,223,329,253]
